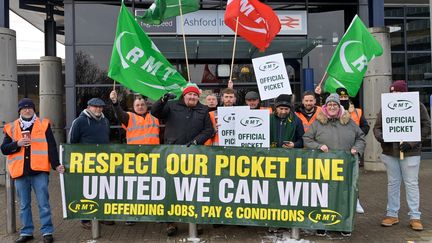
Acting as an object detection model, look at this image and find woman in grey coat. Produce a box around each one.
[303,93,365,237]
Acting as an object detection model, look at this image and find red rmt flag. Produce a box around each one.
[224,0,281,51]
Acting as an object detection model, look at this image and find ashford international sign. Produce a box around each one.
[61,144,357,231]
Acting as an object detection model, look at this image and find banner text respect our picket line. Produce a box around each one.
[61,144,358,231]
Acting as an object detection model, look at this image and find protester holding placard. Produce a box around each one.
[373,80,431,231]
[303,93,365,237]
[151,82,214,236]
[245,91,272,113]
[206,88,237,145]
[270,94,304,148]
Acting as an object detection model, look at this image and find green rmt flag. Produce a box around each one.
[324,15,383,97]
[108,3,187,100]
[138,0,199,25]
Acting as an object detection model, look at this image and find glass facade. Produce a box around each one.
[67,0,358,142]
[385,5,431,152]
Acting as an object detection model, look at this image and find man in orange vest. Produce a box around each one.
[110,90,160,145]
[295,91,321,132]
[1,98,65,243]
[207,88,237,145]
[205,93,218,112]
[109,91,160,226]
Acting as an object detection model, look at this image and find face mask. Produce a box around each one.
[340,100,350,110]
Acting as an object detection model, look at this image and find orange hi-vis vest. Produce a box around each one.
[350,108,362,126]
[4,118,50,179]
[122,112,160,144]
[205,110,219,145]
[295,106,321,132]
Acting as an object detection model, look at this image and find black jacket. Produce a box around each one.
[69,110,110,144]
[151,98,214,145]
[1,123,59,178]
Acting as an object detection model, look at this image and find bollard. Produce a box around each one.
[91,219,100,239]
[291,227,300,240]
[188,223,198,240]
[6,172,16,233]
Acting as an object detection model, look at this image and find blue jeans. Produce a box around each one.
[381,154,421,219]
[15,172,54,236]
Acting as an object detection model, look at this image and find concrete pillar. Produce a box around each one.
[0,27,18,233]
[39,56,64,143]
[363,27,392,171]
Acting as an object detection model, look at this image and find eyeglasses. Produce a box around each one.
[327,103,340,107]
[339,95,349,99]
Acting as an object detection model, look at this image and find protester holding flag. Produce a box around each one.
[303,93,365,237]
[373,80,431,231]
[110,90,160,145]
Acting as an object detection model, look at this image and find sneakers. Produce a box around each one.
[43,234,54,243]
[316,230,326,236]
[410,219,423,231]
[125,221,136,226]
[356,199,364,214]
[340,231,351,237]
[381,217,399,227]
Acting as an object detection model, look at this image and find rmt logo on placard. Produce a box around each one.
[308,209,342,226]
[240,117,263,127]
[259,61,279,72]
[223,113,236,123]
[387,100,413,111]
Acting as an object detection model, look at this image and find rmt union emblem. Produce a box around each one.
[387,100,413,111]
[240,117,263,127]
[259,61,279,72]
[68,199,99,214]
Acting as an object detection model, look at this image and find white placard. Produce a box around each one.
[252,53,292,101]
[217,106,249,146]
[382,92,421,142]
[235,110,270,148]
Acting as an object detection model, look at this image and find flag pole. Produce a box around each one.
[178,0,191,82]
[229,16,239,82]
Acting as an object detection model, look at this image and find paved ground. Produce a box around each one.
[1,160,432,243]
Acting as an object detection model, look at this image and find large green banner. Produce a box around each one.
[61,144,358,231]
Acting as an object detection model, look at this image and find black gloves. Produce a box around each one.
[399,142,411,152]
[161,93,177,103]
[186,140,198,147]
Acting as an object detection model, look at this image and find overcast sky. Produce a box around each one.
[10,11,65,60]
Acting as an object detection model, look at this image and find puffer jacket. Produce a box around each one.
[373,103,431,157]
[303,109,365,155]
[151,98,214,145]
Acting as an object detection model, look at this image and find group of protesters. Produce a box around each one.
[1,79,430,242]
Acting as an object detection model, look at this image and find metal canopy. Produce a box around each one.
[153,36,320,60]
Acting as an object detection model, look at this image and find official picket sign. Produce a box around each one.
[381,92,421,142]
[252,53,292,100]
[217,106,249,146]
[61,144,358,231]
[235,109,270,148]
